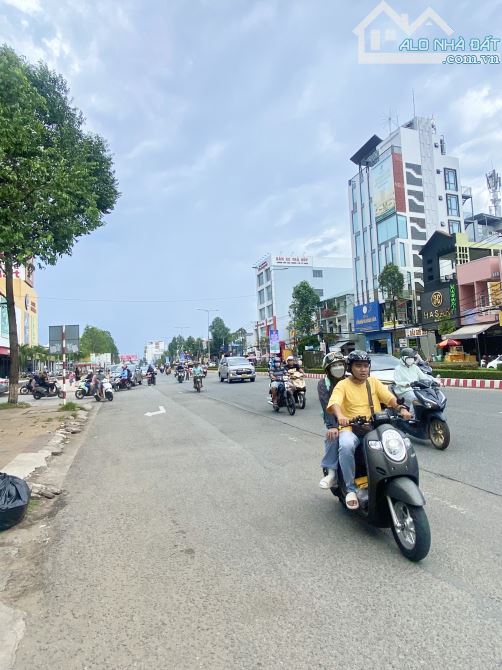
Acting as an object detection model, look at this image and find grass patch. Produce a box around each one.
[0,402,31,410]
[28,498,41,511]
[57,401,80,412]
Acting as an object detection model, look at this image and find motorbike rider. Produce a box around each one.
[285,355,301,372]
[92,368,105,398]
[393,348,431,418]
[327,350,412,510]
[269,357,286,409]
[318,352,347,490]
[119,364,129,388]
[192,361,204,388]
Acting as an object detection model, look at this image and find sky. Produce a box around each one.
[1,0,502,356]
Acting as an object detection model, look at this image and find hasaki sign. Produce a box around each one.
[421,284,458,325]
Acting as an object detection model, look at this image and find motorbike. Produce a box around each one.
[31,378,64,400]
[112,376,132,392]
[416,360,433,376]
[19,377,33,395]
[147,371,157,386]
[391,379,450,450]
[268,373,296,415]
[176,370,185,383]
[327,410,431,562]
[202,365,208,378]
[193,374,203,392]
[289,370,306,409]
[93,378,113,402]
[75,379,93,399]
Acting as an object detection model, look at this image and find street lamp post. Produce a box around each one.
[196,308,218,362]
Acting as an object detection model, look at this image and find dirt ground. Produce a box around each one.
[0,405,67,470]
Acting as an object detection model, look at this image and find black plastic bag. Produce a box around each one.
[0,472,31,531]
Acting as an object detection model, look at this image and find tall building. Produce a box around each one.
[253,254,352,346]
[349,115,468,352]
[0,263,39,376]
[144,340,165,363]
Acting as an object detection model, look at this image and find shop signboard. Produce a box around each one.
[420,284,458,327]
[353,301,382,332]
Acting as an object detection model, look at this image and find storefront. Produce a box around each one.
[353,301,392,353]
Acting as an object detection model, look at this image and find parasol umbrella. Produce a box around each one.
[437,339,460,348]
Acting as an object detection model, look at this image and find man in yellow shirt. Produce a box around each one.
[327,350,411,510]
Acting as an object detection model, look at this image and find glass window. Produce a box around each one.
[314,289,324,297]
[266,305,273,317]
[265,268,271,282]
[258,289,265,304]
[259,308,265,320]
[446,194,460,217]
[377,214,398,244]
[379,246,386,272]
[397,215,408,239]
[391,242,396,264]
[355,233,361,257]
[266,285,272,301]
[313,269,323,278]
[444,168,458,191]
[351,180,357,205]
[361,205,366,227]
[372,250,377,278]
[364,228,370,254]
[257,273,264,286]
[399,242,407,266]
[448,219,461,234]
[352,209,359,233]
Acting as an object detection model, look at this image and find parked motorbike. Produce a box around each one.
[193,374,203,392]
[32,379,64,400]
[289,370,306,409]
[268,373,296,415]
[327,410,431,562]
[391,379,450,450]
[112,377,132,392]
[19,377,33,395]
[75,379,93,400]
[94,378,113,402]
[147,371,157,386]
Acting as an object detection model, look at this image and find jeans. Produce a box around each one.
[338,430,361,493]
[321,437,339,470]
[400,390,416,417]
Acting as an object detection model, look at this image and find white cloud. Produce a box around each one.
[291,226,352,262]
[1,0,42,15]
[157,141,227,193]
[453,85,502,132]
[42,31,70,59]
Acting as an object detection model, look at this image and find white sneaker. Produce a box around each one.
[319,473,336,489]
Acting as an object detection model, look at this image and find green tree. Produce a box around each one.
[194,338,204,359]
[167,338,177,361]
[232,327,247,355]
[79,326,119,362]
[0,46,119,403]
[378,263,404,344]
[289,281,320,337]
[438,316,456,338]
[209,317,231,356]
[184,336,196,357]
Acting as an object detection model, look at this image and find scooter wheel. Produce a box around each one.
[105,391,113,401]
[19,386,29,395]
[58,391,65,399]
[429,418,450,450]
[33,391,42,400]
[390,501,431,562]
[287,395,296,415]
[299,393,306,409]
[75,389,85,400]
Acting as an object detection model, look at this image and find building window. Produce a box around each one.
[265,268,271,282]
[352,209,360,233]
[351,180,357,205]
[266,285,272,301]
[399,242,407,266]
[259,308,265,320]
[313,269,323,278]
[314,289,324,297]
[444,168,458,191]
[391,242,396,264]
[258,289,265,304]
[257,273,264,286]
[446,194,460,217]
[376,214,408,244]
[355,233,361,257]
[266,305,273,318]
[372,250,377,279]
[448,219,461,234]
[361,205,366,227]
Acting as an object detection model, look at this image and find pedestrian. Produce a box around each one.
[68,370,75,387]
[75,366,81,382]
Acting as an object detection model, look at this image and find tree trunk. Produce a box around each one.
[6,258,20,404]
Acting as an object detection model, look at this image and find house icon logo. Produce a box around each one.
[354,1,454,64]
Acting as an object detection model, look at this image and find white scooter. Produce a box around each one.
[94,378,114,402]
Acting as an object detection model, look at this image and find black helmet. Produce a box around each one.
[400,347,415,359]
[346,349,371,371]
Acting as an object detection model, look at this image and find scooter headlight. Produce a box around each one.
[381,429,407,462]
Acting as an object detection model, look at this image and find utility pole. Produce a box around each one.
[196,308,218,362]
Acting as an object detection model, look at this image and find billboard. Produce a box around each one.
[273,256,311,266]
[119,354,138,362]
[371,154,396,223]
[420,284,458,327]
[353,301,382,332]
[269,329,280,353]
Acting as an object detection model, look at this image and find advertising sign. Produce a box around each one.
[420,284,458,326]
[371,154,396,223]
[273,256,311,266]
[49,325,63,354]
[119,354,138,362]
[269,329,280,354]
[49,325,79,354]
[353,301,382,332]
[0,297,8,338]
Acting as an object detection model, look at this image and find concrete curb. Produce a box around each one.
[256,371,502,389]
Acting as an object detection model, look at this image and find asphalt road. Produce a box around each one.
[13,373,502,669]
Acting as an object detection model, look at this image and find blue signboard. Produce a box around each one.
[353,301,382,332]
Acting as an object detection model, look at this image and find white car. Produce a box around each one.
[218,356,256,383]
[487,355,502,369]
[364,354,401,385]
[0,377,8,395]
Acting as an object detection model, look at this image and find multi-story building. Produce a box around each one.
[0,263,39,376]
[349,115,467,351]
[144,340,165,363]
[253,254,352,347]
[319,291,355,345]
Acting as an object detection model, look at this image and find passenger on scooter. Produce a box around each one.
[327,350,411,510]
[269,357,286,409]
[318,352,346,490]
[285,355,302,372]
[393,348,431,418]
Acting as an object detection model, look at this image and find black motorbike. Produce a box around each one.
[147,371,157,386]
[193,374,203,392]
[268,374,296,415]
[31,378,64,400]
[392,379,450,450]
[112,377,132,392]
[327,410,431,562]
[416,360,433,376]
[176,370,185,383]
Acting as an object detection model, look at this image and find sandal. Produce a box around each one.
[345,492,359,510]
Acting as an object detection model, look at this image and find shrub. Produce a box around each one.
[430,362,478,370]
[434,369,502,380]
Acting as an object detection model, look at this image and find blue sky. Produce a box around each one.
[1,0,501,356]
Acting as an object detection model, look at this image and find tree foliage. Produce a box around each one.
[0,46,119,401]
[378,263,404,329]
[79,326,119,361]
[289,281,320,337]
[438,316,456,337]
[209,317,231,355]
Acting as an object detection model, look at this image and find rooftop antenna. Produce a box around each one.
[486,168,502,217]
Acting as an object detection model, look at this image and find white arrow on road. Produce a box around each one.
[144,406,166,417]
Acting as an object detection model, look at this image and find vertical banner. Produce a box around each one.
[269,329,280,354]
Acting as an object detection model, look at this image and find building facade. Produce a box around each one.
[0,263,39,376]
[319,291,355,342]
[349,116,466,344]
[254,254,352,347]
[144,340,165,363]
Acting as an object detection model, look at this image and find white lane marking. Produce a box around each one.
[423,491,468,515]
[144,406,166,417]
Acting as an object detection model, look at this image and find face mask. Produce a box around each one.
[405,357,415,367]
[330,365,345,378]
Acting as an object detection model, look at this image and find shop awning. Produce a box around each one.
[330,340,352,350]
[445,323,495,339]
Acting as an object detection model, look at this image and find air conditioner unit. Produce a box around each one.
[436,169,441,174]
